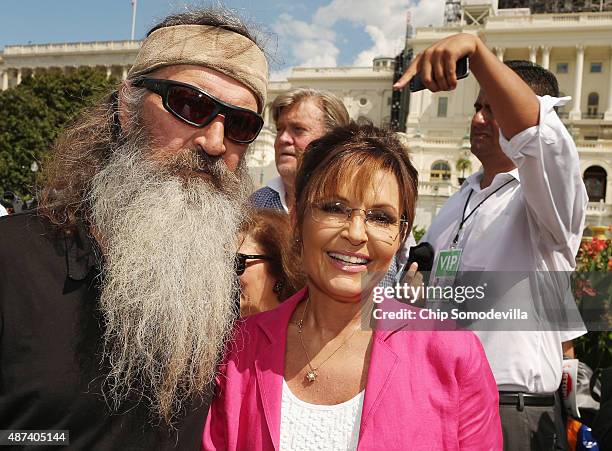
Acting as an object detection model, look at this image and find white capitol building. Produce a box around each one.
[1,0,611,229]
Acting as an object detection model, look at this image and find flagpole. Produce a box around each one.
[130,0,138,41]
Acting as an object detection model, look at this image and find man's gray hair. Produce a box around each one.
[271,88,350,131]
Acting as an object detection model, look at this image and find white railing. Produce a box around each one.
[290,66,385,77]
[496,8,530,17]
[487,11,612,27]
[4,40,142,55]
[586,202,612,215]
[575,140,612,152]
[418,181,459,197]
[551,14,580,22]
[420,137,461,146]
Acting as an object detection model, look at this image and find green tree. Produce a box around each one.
[0,68,116,199]
[456,157,472,179]
[412,225,426,242]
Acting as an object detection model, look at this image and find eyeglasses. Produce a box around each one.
[235,253,271,276]
[131,77,264,144]
[310,201,407,244]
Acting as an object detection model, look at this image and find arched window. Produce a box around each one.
[356,115,370,125]
[584,166,607,202]
[587,92,599,117]
[431,160,451,181]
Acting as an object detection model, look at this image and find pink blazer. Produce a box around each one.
[203,289,502,450]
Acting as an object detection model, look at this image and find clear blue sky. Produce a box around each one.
[0,0,443,75]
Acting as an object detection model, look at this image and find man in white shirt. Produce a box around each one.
[395,34,588,449]
[250,88,350,213]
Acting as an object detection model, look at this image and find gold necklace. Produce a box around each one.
[296,297,361,383]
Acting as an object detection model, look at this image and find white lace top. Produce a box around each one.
[279,379,365,451]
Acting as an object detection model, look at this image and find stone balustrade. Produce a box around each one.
[417,181,459,197]
[3,40,141,55]
[487,11,612,27]
[575,140,612,152]
[586,201,612,218]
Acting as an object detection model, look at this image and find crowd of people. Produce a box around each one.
[0,5,604,451]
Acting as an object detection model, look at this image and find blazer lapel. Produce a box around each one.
[358,330,400,443]
[255,344,284,450]
[254,289,307,451]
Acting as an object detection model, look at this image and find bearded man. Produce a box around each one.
[0,8,267,450]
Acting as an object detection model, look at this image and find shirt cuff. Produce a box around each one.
[499,95,571,162]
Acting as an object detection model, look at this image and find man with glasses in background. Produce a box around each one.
[0,7,267,449]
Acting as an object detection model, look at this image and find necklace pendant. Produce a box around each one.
[305,370,317,382]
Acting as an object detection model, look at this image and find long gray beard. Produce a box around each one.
[89,136,250,423]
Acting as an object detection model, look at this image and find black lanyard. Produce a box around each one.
[452,178,517,245]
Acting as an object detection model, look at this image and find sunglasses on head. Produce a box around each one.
[131,77,264,144]
[235,253,271,276]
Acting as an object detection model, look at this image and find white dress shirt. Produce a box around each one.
[423,96,588,393]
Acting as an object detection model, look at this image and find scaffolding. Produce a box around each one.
[390,11,415,132]
[444,0,462,24]
[461,0,496,25]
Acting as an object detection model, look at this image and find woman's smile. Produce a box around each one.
[326,251,371,273]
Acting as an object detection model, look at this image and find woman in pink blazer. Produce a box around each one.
[203,122,502,450]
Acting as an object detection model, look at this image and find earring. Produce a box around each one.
[273,280,284,295]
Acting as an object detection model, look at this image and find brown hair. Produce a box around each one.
[504,60,559,97]
[271,88,350,132]
[294,122,418,244]
[38,90,123,228]
[239,209,305,300]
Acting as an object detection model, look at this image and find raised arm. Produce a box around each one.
[394,33,539,140]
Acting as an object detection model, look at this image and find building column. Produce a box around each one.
[604,46,612,120]
[529,46,537,63]
[122,66,128,80]
[1,70,8,90]
[408,91,421,118]
[106,66,112,80]
[406,90,423,134]
[540,46,551,70]
[495,47,505,62]
[16,68,22,85]
[569,45,584,120]
[264,104,270,125]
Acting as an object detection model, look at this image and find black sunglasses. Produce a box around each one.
[235,253,271,276]
[131,77,264,144]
